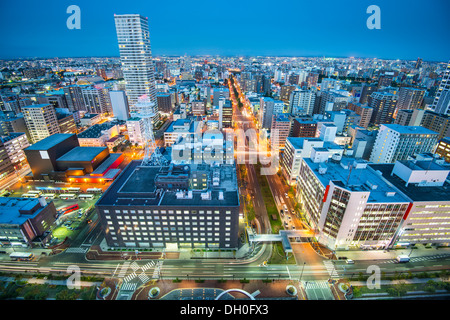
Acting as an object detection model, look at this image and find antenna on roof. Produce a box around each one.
[346,163,353,185]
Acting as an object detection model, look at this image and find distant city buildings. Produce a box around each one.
[289,89,315,116]
[22,104,60,144]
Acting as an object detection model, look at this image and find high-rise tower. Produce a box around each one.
[431,62,450,115]
[114,14,158,117]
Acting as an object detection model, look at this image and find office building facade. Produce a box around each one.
[370,124,439,163]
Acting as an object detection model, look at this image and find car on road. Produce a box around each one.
[284,221,289,228]
[396,255,410,263]
[346,259,355,264]
[287,216,292,221]
[284,193,288,197]
[291,226,296,230]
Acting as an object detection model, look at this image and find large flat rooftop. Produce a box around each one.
[56,146,107,162]
[78,122,116,139]
[382,124,439,135]
[0,198,43,225]
[287,137,322,150]
[25,133,75,151]
[369,163,450,202]
[97,160,239,208]
[304,158,409,203]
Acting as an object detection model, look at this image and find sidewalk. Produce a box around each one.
[349,277,449,287]
[132,279,299,300]
[0,247,54,261]
[335,247,450,261]
[0,276,101,287]
[91,238,254,262]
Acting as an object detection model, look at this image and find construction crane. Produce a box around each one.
[134,95,168,167]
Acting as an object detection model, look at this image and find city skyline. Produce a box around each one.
[0,0,449,62]
[1,0,450,305]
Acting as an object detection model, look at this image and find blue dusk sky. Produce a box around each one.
[0,0,449,61]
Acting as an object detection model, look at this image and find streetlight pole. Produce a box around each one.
[299,262,306,283]
[408,246,414,257]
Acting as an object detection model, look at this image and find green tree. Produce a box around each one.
[56,289,78,300]
[246,196,256,222]
[387,282,408,297]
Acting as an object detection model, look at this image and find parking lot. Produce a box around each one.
[50,195,100,244]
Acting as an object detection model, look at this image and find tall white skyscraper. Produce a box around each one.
[431,62,450,115]
[114,14,158,115]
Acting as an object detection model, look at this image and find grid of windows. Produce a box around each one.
[101,207,237,248]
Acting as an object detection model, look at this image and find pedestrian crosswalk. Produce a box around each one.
[302,281,334,300]
[152,261,163,280]
[304,281,330,290]
[141,261,156,271]
[380,253,450,264]
[130,261,140,271]
[138,272,150,284]
[115,260,158,285]
[124,272,137,283]
[121,282,137,292]
[323,260,339,279]
[117,262,130,278]
[65,247,88,253]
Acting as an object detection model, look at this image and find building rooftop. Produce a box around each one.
[21,103,51,109]
[166,119,197,133]
[369,163,450,202]
[0,198,45,225]
[304,158,409,203]
[0,132,26,143]
[81,113,100,119]
[287,137,322,150]
[24,133,75,151]
[56,146,107,162]
[97,160,239,208]
[382,124,439,135]
[91,153,122,175]
[78,122,116,139]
